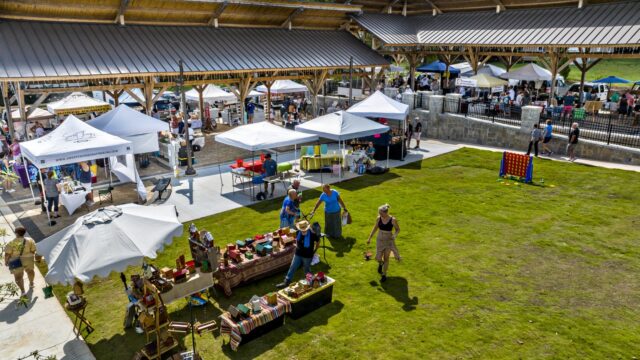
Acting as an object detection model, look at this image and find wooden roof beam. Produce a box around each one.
[208,1,228,27]
[281,7,304,30]
[493,0,506,13]
[425,0,442,15]
[183,0,362,13]
[115,0,130,25]
[578,0,587,8]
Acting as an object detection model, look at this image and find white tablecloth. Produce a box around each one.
[60,190,89,215]
[344,151,368,170]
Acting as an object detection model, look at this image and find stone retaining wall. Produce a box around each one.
[411,95,640,166]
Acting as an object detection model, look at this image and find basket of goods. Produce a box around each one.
[235,240,246,248]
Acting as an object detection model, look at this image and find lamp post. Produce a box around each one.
[348,56,353,106]
[178,59,196,176]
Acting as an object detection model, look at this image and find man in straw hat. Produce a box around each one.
[276,220,320,289]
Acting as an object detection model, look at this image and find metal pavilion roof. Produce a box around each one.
[0,21,388,81]
[353,1,640,46]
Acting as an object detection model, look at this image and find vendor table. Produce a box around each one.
[277,276,335,319]
[215,245,296,296]
[300,155,342,171]
[230,160,263,173]
[230,169,260,198]
[160,269,214,304]
[373,142,406,161]
[60,189,89,215]
[219,296,291,351]
[262,171,297,196]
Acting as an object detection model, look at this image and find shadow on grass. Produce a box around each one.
[370,276,418,311]
[220,300,345,359]
[324,236,356,258]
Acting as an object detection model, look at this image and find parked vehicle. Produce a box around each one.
[562,82,609,102]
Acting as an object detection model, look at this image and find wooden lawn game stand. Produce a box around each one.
[138,280,178,359]
[65,298,94,336]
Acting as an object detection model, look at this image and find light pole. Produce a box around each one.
[348,56,353,106]
[178,59,196,176]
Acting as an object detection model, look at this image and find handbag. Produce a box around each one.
[8,239,26,270]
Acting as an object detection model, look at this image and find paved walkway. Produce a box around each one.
[1,138,638,360]
[0,205,95,360]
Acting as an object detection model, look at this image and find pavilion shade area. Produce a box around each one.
[353,1,640,46]
[0,21,388,80]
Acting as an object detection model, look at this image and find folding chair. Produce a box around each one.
[97,187,113,205]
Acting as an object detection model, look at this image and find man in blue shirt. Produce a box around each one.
[262,153,277,198]
[246,101,256,124]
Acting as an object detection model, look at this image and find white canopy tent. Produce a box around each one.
[256,80,308,95]
[460,64,507,77]
[295,111,389,141]
[346,90,409,121]
[215,122,318,198]
[500,63,553,81]
[36,204,182,285]
[215,121,318,152]
[88,104,168,154]
[11,107,54,121]
[185,85,236,103]
[346,91,410,160]
[20,115,133,224]
[296,111,390,174]
[47,92,112,116]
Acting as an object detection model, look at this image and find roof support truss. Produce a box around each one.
[382,0,400,14]
[425,0,442,15]
[208,1,228,27]
[493,0,506,13]
[281,7,304,30]
[115,0,130,25]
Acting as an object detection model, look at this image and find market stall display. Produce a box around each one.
[58,179,90,215]
[277,273,334,319]
[219,294,292,351]
[346,91,409,161]
[215,227,298,296]
[255,80,308,95]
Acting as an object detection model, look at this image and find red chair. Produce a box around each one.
[260,153,265,162]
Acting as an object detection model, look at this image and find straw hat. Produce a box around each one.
[296,220,310,232]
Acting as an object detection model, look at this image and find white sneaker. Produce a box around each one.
[6,189,15,193]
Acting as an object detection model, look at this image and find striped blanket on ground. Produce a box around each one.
[220,296,292,351]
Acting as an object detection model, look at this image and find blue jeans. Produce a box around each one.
[285,255,312,283]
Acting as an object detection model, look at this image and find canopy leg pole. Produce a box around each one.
[251,151,255,201]
[294,144,297,171]
[387,143,390,169]
[319,141,323,185]
[21,153,36,203]
[218,164,223,194]
[38,169,52,226]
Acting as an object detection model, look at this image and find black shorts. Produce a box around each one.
[543,137,552,144]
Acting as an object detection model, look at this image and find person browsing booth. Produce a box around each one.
[262,153,277,198]
[276,220,320,289]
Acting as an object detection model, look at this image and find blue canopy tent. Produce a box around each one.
[593,76,631,84]
[416,61,461,74]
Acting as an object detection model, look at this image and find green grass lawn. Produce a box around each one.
[47,148,640,359]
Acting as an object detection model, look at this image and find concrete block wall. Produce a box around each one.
[412,97,640,165]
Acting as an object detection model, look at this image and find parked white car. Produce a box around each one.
[562,82,609,102]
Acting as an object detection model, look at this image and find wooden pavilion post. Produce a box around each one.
[143,77,155,115]
[264,81,273,122]
[231,74,258,124]
[573,54,601,104]
[543,49,570,104]
[303,69,329,118]
[465,47,479,74]
[194,84,208,123]
[15,82,27,140]
[1,82,15,140]
[106,90,124,107]
[407,53,420,91]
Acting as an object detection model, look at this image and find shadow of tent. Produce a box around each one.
[396,157,423,171]
[61,338,95,360]
[334,172,401,192]
[371,276,419,312]
[221,300,345,359]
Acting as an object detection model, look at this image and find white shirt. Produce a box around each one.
[187,128,194,141]
[515,94,524,106]
[35,127,45,138]
[509,89,516,101]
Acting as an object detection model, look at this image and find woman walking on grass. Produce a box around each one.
[367,204,400,283]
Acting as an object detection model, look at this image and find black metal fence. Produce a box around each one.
[538,111,640,148]
[438,97,640,149]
